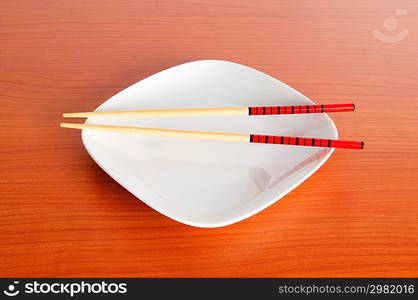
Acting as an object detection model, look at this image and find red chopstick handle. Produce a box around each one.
[250,135,364,150]
[248,103,355,115]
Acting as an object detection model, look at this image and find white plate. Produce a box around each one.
[81,60,337,227]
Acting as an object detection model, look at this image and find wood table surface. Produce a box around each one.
[1,0,418,277]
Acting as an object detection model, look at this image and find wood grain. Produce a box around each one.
[1,0,418,277]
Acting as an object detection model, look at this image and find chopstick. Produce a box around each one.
[60,123,364,150]
[63,103,355,118]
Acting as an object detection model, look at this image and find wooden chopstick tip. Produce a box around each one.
[63,112,87,118]
[60,123,83,130]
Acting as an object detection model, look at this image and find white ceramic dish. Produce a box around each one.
[81,60,337,227]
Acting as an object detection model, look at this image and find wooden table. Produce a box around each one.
[1,0,417,277]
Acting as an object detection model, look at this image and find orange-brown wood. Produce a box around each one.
[1,0,417,277]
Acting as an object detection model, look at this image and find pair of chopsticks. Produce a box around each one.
[61,103,364,150]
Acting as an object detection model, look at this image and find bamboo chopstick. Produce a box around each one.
[63,103,355,118]
[60,123,364,150]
